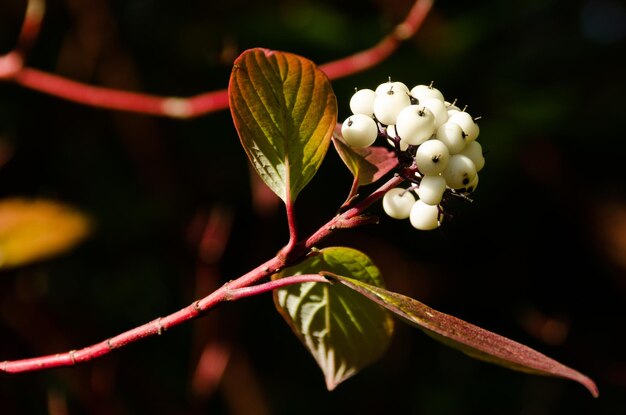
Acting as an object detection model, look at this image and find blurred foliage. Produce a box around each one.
[0,0,625,414]
[0,198,91,269]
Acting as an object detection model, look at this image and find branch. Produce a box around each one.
[12,68,229,119]
[279,195,299,262]
[302,173,406,251]
[319,0,434,80]
[14,0,45,56]
[0,0,45,80]
[224,274,329,301]
[0,0,434,118]
[0,173,406,373]
[0,273,329,373]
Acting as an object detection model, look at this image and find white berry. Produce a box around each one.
[395,105,435,145]
[436,121,466,154]
[448,111,480,142]
[341,114,378,147]
[350,89,377,116]
[346,80,484,231]
[375,81,410,96]
[445,101,461,112]
[460,141,485,172]
[410,200,441,230]
[464,174,479,193]
[421,98,449,129]
[414,139,450,176]
[410,84,444,103]
[383,188,416,219]
[417,175,447,205]
[373,88,411,125]
[447,108,460,119]
[443,154,477,189]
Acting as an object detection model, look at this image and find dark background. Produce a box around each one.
[1,0,625,414]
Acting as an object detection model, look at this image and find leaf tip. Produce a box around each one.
[580,375,599,398]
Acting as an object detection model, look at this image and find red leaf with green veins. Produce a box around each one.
[330,274,599,398]
[228,48,337,204]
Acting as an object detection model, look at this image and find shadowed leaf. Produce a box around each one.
[272,247,393,390]
[229,48,337,204]
[332,126,398,186]
[330,274,599,398]
[0,198,91,269]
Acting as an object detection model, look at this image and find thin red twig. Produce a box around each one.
[0,0,433,118]
[0,173,407,374]
[224,274,329,301]
[14,0,45,56]
[319,0,433,80]
[281,193,299,261]
[0,0,44,80]
[13,68,230,118]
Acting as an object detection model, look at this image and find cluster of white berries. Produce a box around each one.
[341,80,485,230]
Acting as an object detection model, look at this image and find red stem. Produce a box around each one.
[281,195,299,259]
[225,274,329,301]
[15,0,45,56]
[319,0,434,80]
[340,177,361,211]
[13,68,230,119]
[1,0,433,118]
[0,0,44,80]
[0,173,406,374]
[0,256,278,374]
[303,174,405,249]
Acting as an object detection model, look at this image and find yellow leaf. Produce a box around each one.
[0,198,91,269]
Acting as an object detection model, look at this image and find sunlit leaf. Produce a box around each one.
[332,126,398,186]
[331,275,599,398]
[273,247,393,390]
[229,48,337,204]
[0,198,91,269]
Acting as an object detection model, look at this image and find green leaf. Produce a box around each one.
[272,247,394,390]
[332,126,398,187]
[330,275,599,398]
[229,48,338,203]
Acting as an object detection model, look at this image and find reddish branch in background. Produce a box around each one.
[0,0,433,118]
[188,206,235,399]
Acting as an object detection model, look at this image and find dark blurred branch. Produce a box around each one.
[189,206,233,399]
[0,0,44,80]
[14,0,44,56]
[0,0,433,118]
